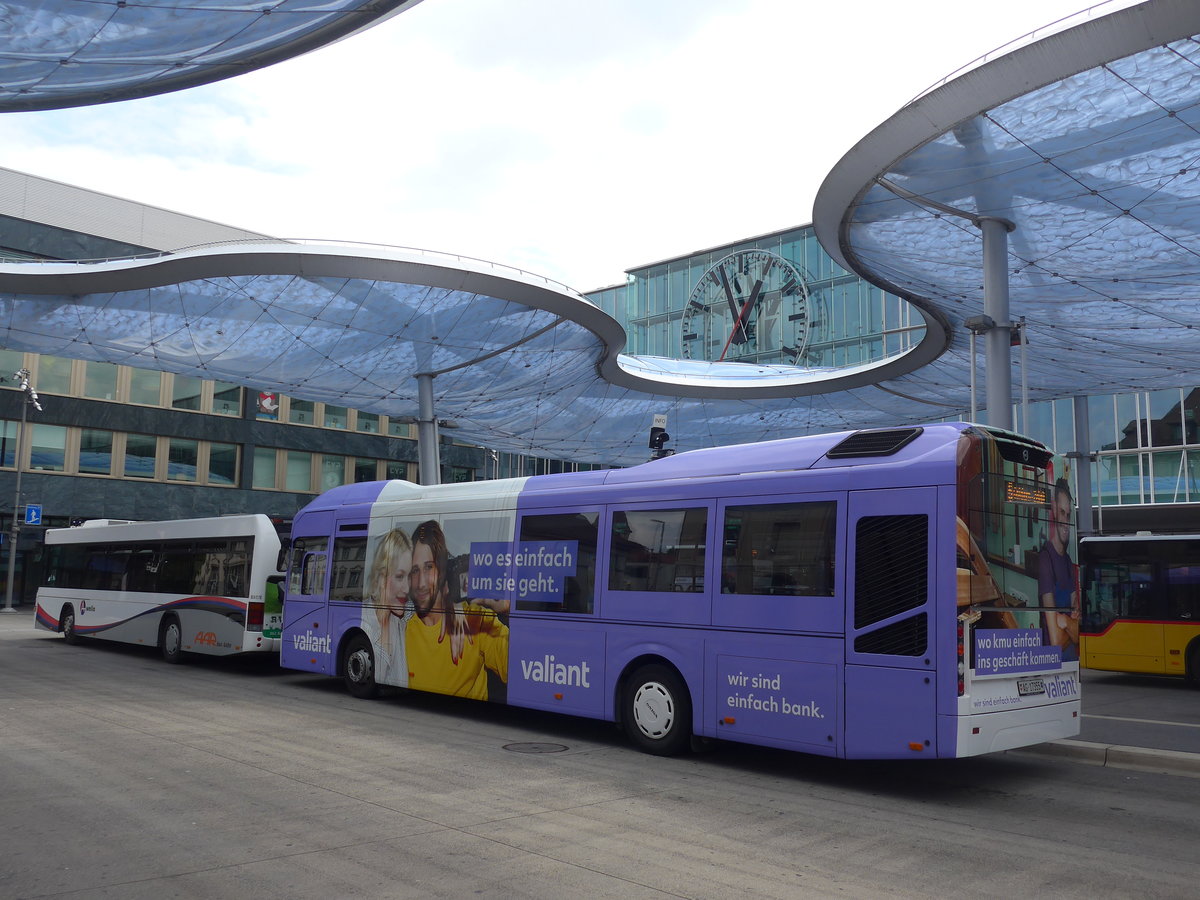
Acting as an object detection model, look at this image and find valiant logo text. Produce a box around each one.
[520,654,591,688]
[292,631,332,655]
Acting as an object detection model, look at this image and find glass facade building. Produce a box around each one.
[587,224,1200,535]
[587,224,925,370]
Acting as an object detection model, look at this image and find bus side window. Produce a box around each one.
[721,501,836,597]
[608,507,707,594]
[516,512,598,613]
[330,537,367,603]
[289,538,328,596]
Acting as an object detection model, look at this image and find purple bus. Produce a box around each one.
[279,423,1080,758]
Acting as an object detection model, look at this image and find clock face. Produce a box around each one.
[680,250,811,364]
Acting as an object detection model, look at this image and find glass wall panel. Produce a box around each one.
[172,375,202,411]
[1148,389,1183,447]
[83,362,118,400]
[30,423,67,471]
[1118,454,1142,504]
[385,460,409,481]
[1153,451,1188,503]
[79,428,114,475]
[356,412,379,433]
[168,438,199,481]
[128,368,162,405]
[354,458,377,482]
[253,447,277,489]
[125,434,157,478]
[213,382,242,416]
[1113,392,1139,449]
[290,399,314,425]
[387,419,412,438]
[1095,455,1120,507]
[208,442,238,486]
[37,356,73,395]
[286,451,312,491]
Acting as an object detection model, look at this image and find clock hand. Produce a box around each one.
[718,278,763,361]
[717,267,741,324]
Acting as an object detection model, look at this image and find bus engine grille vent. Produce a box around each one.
[826,427,923,459]
[853,613,928,656]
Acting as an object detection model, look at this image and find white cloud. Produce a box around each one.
[2,0,1093,289]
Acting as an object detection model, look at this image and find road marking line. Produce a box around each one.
[1084,714,1200,729]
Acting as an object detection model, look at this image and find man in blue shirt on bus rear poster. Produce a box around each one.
[1038,478,1080,661]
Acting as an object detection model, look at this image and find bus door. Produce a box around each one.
[280,511,334,675]
[844,488,938,758]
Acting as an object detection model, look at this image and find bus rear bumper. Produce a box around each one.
[952,700,1081,757]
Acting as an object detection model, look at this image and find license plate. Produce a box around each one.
[1017,677,1045,696]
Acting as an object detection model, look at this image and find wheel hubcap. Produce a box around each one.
[633,681,674,739]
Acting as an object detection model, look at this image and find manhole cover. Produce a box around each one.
[503,742,568,754]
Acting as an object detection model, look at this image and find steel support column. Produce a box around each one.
[416,373,440,486]
[980,216,1014,431]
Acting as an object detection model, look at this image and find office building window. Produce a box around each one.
[354,458,377,482]
[286,451,312,491]
[213,382,242,416]
[37,356,73,395]
[208,442,238,486]
[128,368,161,405]
[83,362,118,400]
[125,434,158,478]
[30,423,67,471]
[253,447,277,489]
[357,412,379,433]
[168,438,199,481]
[321,455,346,490]
[79,429,114,475]
[290,399,314,425]
[172,374,202,411]
[324,405,348,429]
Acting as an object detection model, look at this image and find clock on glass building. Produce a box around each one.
[680,249,811,364]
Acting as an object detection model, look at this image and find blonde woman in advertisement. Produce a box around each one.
[363,527,414,688]
[406,519,509,701]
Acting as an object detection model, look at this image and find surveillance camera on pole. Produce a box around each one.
[648,413,674,461]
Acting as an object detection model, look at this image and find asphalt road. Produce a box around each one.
[3,608,1200,899]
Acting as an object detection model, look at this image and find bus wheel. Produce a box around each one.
[61,606,80,645]
[622,664,692,756]
[1187,644,1200,687]
[343,634,379,699]
[159,615,184,665]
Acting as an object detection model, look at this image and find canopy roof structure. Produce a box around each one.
[0,242,936,467]
[0,0,423,112]
[814,0,1200,415]
[3,0,1200,467]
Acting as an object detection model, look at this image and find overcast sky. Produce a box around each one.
[5,0,1101,291]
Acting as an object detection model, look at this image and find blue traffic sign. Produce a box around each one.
[24,505,41,526]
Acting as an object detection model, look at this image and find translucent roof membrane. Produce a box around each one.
[0,0,421,111]
[0,242,957,466]
[814,0,1200,415]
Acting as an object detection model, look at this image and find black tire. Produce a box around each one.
[61,606,80,645]
[343,634,379,699]
[1187,643,1200,687]
[160,615,184,664]
[622,663,692,756]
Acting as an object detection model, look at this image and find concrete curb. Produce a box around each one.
[1011,739,1200,778]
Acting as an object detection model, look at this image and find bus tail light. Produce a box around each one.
[246,602,264,631]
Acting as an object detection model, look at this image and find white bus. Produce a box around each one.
[35,515,285,662]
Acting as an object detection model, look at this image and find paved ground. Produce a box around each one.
[4,604,1198,776]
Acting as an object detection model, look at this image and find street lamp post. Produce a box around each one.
[2,369,42,614]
